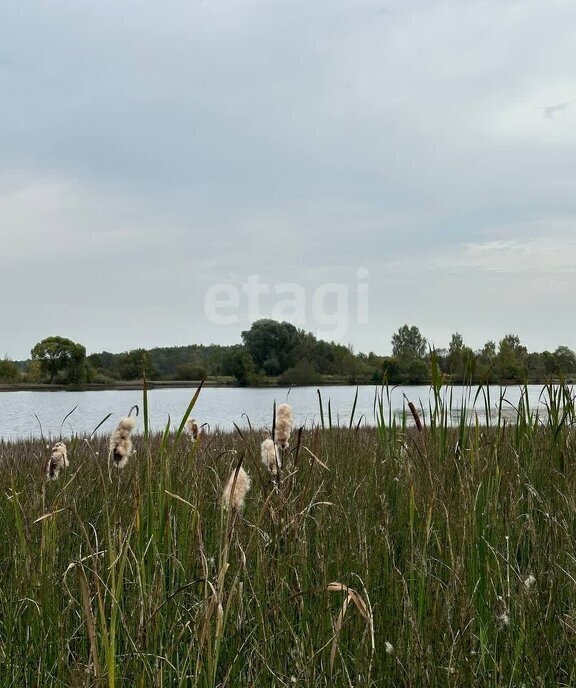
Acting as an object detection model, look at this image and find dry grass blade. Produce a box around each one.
[330,594,350,673]
[323,581,372,674]
[325,582,370,621]
[78,567,100,679]
[303,447,329,470]
[34,508,66,523]
[164,490,197,511]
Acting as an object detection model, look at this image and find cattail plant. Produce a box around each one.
[261,437,280,478]
[524,574,536,590]
[404,395,423,432]
[275,403,293,449]
[109,409,137,469]
[186,418,201,441]
[496,596,510,629]
[46,441,68,481]
[222,466,251,511]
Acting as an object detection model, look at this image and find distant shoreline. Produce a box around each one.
[0,380,229,392]
[0,378,568,392]
[0,379,364,392]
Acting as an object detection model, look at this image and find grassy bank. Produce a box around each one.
[0,376,361,392]
[1,384,576,686]
[0,379,234,392]
[0,376,571,393]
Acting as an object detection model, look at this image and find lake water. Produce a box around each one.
[0,384,554,442]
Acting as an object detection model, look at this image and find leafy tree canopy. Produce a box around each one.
[22,322,576,387]
[0,358,20,383]
[241,319,301,376]
[31,336,87,384]
[222,346,255,386]
[119,349,157,380]
[391,325,427,361]
[554,346,576,374]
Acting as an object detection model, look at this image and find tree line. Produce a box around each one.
[1,320,575,386]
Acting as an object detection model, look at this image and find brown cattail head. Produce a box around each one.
[275,403,293,449]
[186,418,200,441]
[47,441,68,481]
[261,438,280,476]
[407,401,423,432]
[110,416,136,469]
[222,466,251,511]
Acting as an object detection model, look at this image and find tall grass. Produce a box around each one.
[1,383,576,685]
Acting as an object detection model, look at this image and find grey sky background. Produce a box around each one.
[1,0,576,359]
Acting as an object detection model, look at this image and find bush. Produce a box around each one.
[0,358,20,383]
[279,360,323,386]
[406,359,429,384]
[174,364,208,381]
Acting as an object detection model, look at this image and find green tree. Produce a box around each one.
[432,348,449,374]
[525,352,547,380]
[391,325,427,360]
[222,346,255,386]
[460,346,476,382]
[119,349,157,380]
[174,363,208,381]
[447,333,464,375]
[496,334,527,382]
[241,320,301,376]
[0,358,20,383]
[279,359,323,386]
[376,356,400,383]
[87,351,122,382]
[31,336,87,384]
[476,341,497,382]
[24,359,43,383]
[406,358,429,384]
[308,338,337,375]
[481,341,497,360]
[553,346,576,375]
[331,343,362,379]
[541,351,557,377]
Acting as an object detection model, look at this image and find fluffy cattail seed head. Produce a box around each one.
[261,438,280,476]
[110,416,136,469]
[222,466,251,511]
[117,416,136,435]
[496,596,510,629]
[186,418,200,440]
[47,441,68,481]
[275,403,293,449]
[524,574,536,590]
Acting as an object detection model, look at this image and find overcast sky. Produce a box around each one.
[1,0,576,359]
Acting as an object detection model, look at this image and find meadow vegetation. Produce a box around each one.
[2,380,576,686]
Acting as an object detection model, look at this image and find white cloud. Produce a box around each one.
[386,229,576,278]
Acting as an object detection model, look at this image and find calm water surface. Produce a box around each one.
[0,384,553,442]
